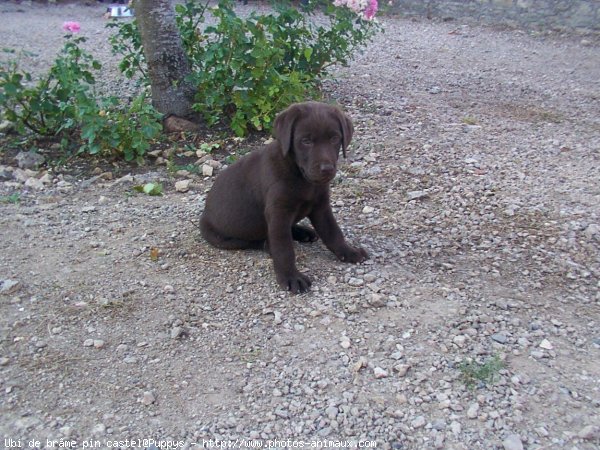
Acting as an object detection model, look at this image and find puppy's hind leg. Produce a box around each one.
[291,224,319,243]
[200,216,265,250]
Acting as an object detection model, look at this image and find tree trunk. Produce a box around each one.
[135,0,196,118]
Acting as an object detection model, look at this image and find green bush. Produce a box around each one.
[0,35,162,162]
[109,0,381,136]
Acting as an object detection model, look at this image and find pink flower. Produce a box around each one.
[363,0,378,20]
[62,21,81,33]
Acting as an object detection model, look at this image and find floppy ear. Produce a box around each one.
[336,108,354,158]
[273,104,299,157]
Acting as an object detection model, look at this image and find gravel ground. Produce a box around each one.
[1,2,599,449]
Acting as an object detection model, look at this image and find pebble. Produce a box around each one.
[373,367,388,379]
[325,406,338,419]
[15,150,45,169]
[0,120,13,133]
[362,205,375,214]
[578,425,599,440]
[502,434,523,450]
[467,403,479,419]
[141,391,156,406]
[407,190,429,201]
[411,415,426,429]
[491,333,508,344]
[0,279,20,294]
[367,293,386,307]
[25,177,45,190]
[171,327,184,339]
[450,421,462,435]
[91,423,106,436]
[347,277,364,286]
[431,419,446,431]
[202,164,214,176]
[453,335,467,347]
[393,364,410,377]
[175,179,191,192]
[539,339,553,350]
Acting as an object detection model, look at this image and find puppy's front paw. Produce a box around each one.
[337,245,369,264]
[278,271,312,294]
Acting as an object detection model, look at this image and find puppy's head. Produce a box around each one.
[273,102,353,184]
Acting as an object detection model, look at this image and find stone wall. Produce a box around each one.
[389,0,600,32]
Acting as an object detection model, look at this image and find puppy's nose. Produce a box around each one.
[320,163,336,177]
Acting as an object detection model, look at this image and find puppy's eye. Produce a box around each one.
[330,135,341,144]
[301,138,313,146]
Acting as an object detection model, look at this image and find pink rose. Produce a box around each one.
[62,21,81,33]
[364,0,378,20]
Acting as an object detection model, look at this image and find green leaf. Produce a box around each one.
[134,183,163,196]
[304,47,313,61]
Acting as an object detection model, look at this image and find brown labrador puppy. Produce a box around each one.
[200,101,368,293]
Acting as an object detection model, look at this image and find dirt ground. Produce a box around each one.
[0,2,599,449]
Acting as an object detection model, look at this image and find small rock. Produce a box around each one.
[450,421,461,435]
[59,425,73,437]
[347,277,364,286]
[531,350,545,359]
[25,177,45,190]
[432,419,446,431]
[374,367,388,379]
[83,339,94,347]
[407,190,428,201]
[91,423,106,436]
[394,364,410,377]
[491,333,508,344]
[325,406,338,419]
[202,164,214,176]
[0,120,14,133]
[367,293,386,308]
[141,391,156,406]
[584,223,599,239]
[0,166,13,181]
[467,403,479,419]
[175,179,191,193]
[0,357,10,366]
[171,327,184,339]
[13,168,37,183]
[39,173,53,185]
[362,205,375,214]
[93,339,105,349]
[272,388,282,397]
[578,425,599,440]
[164,285,175,293]
[539,339,553,350]
[453,335,466,347]
[352,357,368,372]
[0,279,21,294]
[429,86,442,94]
[16,150,45,170]
[411,416,426,429]
[502,434,523,450]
